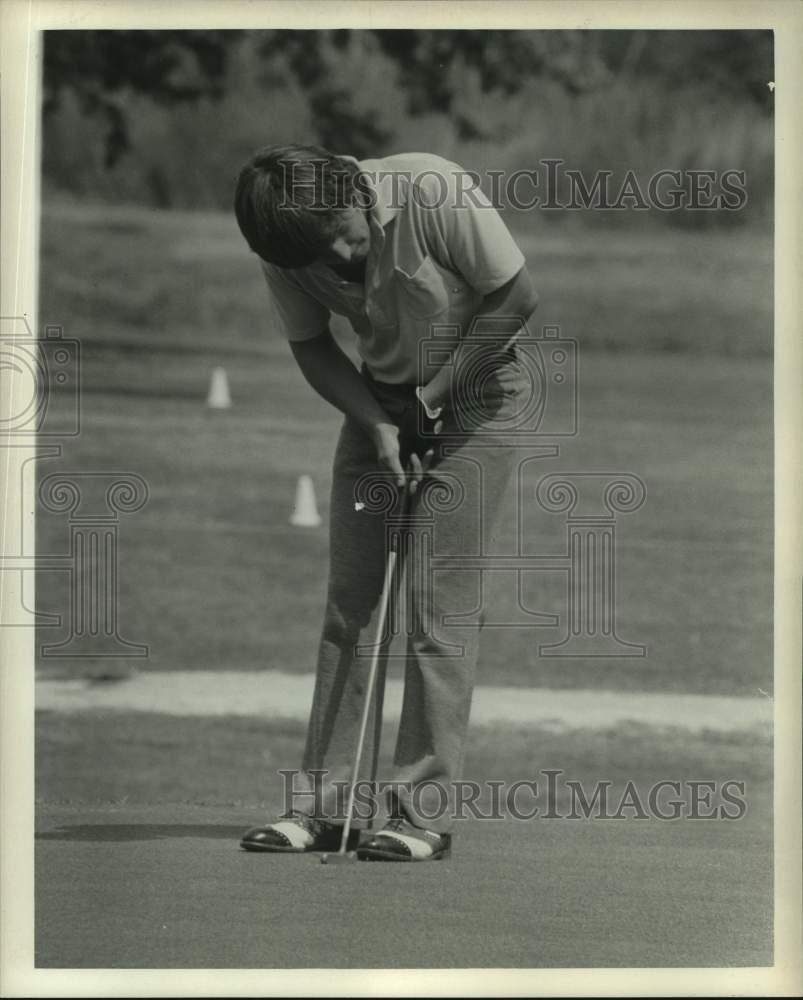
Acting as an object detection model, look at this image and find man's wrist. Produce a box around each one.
[369,419,398,441]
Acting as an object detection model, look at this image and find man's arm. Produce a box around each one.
[290,328,430,488]
[418,266,539,414]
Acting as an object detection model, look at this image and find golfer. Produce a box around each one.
[235,145,538,861]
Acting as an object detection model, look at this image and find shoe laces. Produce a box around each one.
[281,810,322,835]
[383,816,441,841]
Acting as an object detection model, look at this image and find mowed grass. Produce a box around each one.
[35,199,773,694]
[36,711,771,808]
[34,712,772,969]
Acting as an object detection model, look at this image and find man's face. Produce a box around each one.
[319,206,371,270]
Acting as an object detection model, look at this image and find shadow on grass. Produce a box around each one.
[36,824,246,842]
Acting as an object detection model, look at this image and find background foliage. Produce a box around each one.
[42,29,773,226]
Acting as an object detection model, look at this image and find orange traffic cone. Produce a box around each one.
[290,474,322,527]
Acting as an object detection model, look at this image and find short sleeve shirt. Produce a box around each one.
[259,152,526,384]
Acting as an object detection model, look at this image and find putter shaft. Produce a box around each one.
[333,486,410,858]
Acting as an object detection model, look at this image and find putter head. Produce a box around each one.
[320,851,358,865]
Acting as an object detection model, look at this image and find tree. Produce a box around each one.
[43,30,232,166]
[43,29,774,170]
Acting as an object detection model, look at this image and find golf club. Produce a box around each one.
[321,482,411,865]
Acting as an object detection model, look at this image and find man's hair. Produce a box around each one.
[234,144,366,269]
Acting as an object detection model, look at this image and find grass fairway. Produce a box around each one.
[35,200,772,695]
[35,711,772,969]
[35,800,772,969]
[36,711,772,807]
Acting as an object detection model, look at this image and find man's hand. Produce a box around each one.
[397,401,442,468]
[289,330,440,493]
[372,420,436,494]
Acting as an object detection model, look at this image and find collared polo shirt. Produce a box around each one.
[259,152,526,384]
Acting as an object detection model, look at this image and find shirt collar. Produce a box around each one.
[340,154,406,231]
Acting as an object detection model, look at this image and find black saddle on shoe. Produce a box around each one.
[240,811,360,853]
[356,816,451,862]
